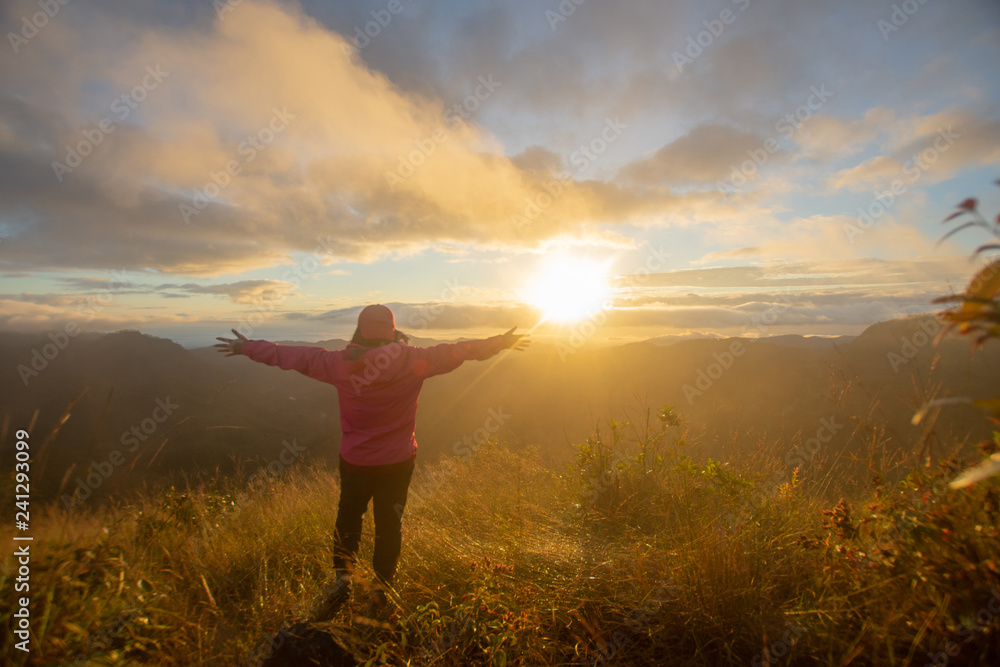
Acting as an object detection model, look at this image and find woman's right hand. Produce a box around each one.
[501,327,530,351]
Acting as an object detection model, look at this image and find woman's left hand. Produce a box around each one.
[215,329,249,356]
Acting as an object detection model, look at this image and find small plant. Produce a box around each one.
[912,186,1000,489]
[934,189,1000,345]
[820,497,856,540]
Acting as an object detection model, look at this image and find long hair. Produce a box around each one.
[350,327,410,347]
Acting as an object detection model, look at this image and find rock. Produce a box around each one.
[259,622,358,667]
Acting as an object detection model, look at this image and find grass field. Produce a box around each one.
[3,404,1000,666]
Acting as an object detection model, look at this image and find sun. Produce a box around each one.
[526,255,613,323]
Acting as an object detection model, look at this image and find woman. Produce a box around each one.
[215,304,529,619]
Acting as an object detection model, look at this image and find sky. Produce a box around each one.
[1,0,998,347]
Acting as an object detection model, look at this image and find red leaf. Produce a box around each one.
[958,198,977,211]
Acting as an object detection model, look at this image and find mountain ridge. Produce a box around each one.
[2,315,995,505]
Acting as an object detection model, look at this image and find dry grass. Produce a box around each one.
[3,415,1000,666]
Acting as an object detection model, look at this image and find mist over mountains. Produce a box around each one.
[2,316,996,506]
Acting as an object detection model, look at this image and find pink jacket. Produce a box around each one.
[241,336,508,466]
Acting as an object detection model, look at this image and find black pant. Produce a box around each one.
[333,455,415,585]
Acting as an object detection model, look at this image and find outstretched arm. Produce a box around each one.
[215,329,342,383]
[413,326,530,378]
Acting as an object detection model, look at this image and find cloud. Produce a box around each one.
[1,0,997,342]
[510,145,564,174]
[795,108,895,159]
[0,252,971,336]
[50,275,300,304]
[157,280,300,305]
[58,276,137,291]
[0,297,189,333]
[0,0,715,277]
[826,108,1000,192]
[310,301,539,333]
[613,256,971,302]
[620,124,778,185]
[0,293,82,307]
[695,247,763,263]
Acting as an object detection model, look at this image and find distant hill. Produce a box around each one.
[641,333,724,347]
[1,316,996,505]
[642,333,854,349]
[747,334,855,349]
[2,330,345,503]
